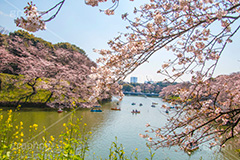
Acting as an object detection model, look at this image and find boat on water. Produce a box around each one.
[165,110,169,114]
[131,110,140,114]
[139,103,143,106]
[58,109,63,113]
[94,105,101,108]
[111,107,121,111]
[131,103,136,105]
[152,102,158,105]
[90,108,102,112]
[151,104,156,107]
[58,108,63,113]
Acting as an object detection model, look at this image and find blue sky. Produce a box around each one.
[0,0,239,83]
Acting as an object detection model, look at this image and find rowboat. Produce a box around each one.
[152,102,158,105]
[131,103,136,105]
[58,109,63,113]
[111,107,121,111]
[90,108,102,112]
[131,110,140,114]
[151,104,156,107]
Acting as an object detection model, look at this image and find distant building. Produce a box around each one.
[130,77,138,83]
[144,80,154,84]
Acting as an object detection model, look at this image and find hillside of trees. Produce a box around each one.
[0,30,96,109]
[159,73,240,102]
[121,81,177,94]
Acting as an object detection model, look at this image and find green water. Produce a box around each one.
[1,96,239,160]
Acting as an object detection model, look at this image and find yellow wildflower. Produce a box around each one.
[50,136,55,141]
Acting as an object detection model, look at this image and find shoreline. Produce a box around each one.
[0,101,90,111]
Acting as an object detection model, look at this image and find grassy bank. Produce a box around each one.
[0,73,87,109]
[0,73,52,103]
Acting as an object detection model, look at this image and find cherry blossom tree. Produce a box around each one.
[148,73,240,150]
[159,82,191,99]
[94,0,240,149]
[14,0,240,150]
[0,31,97,107]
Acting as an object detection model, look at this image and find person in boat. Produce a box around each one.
[132,109,135,112]
[135,109,138,112]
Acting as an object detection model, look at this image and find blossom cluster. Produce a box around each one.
[15,2,46,32]
[85,0,107,7]
[89,66,123,102]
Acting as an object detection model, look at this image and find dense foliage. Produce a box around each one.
[9,30,54,49]
[54,42,86,55]
[8,30,87,55]
[0,30,96,108]
[154,73,240,149]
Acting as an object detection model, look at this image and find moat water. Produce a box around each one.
[2,95,239,159]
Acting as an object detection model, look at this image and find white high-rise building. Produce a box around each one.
[130,77,138,83]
